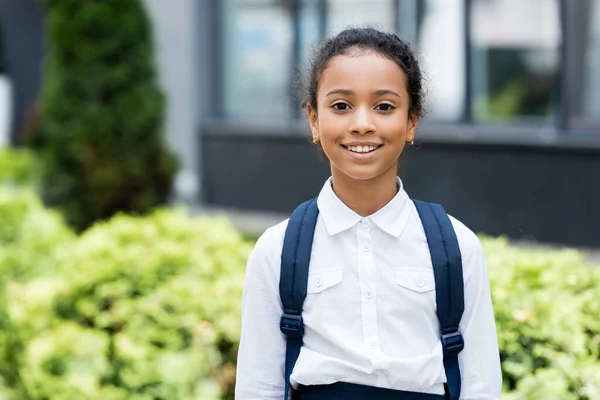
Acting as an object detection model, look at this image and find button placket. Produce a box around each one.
[356,223,381,357]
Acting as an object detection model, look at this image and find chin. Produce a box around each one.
[336,166,387,182]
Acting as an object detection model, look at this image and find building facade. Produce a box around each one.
[197,0,600,248]
[2,0,600,247]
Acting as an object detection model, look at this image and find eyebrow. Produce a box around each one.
[325,89,402,99]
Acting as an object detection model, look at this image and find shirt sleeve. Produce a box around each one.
[235,224,287,400]
[453,222,503,399]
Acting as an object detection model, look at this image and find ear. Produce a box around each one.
[406,112,419,143]
[306,104,319,143]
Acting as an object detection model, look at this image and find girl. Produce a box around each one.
[235,27,501,400]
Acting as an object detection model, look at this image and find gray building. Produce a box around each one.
[2,0,600,247]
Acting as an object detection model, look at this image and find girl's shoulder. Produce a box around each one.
[446,213,484,259]
[443,214,490,284]
[245,219,291,281]
[251,218,290,259]
[408,199,482,256]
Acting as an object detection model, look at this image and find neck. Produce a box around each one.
[330,165,399,217]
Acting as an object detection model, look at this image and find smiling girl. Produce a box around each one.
[235,27,501,400]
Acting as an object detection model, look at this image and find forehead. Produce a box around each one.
[318,52,407,95]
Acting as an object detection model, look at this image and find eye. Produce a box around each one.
[332,103,351,111]
[376,103,396,111]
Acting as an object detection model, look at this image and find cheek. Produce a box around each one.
[318,116,344,140]
[379,118,409,142]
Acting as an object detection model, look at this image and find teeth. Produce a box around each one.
[348,145,378,153]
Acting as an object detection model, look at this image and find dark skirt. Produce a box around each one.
[294,382,446,400]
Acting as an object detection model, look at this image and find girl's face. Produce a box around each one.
[307,51,418,183]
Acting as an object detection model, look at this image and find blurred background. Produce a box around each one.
[0,1,599,399]
[1,0,599,247]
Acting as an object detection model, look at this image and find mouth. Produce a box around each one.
[340,144,383,161]
[340,144,383,154]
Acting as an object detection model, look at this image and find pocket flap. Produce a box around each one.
[395,269,435,292]
[306,268,343,294]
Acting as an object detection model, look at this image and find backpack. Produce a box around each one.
[279,198,465,400]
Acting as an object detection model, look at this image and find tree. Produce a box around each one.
[32,0,178,231]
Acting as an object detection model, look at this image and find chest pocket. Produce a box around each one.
[302,268,344,330]
[395,269,435,292]
[306,268,343,294]
[394,269,437,310]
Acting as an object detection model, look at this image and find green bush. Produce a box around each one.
[483,237,600,399]
[0,148,37,187]
[6,208,250,399]
[0,179,599,398]
[0,188,74,281]
[0,187,75,398]
[32,0,178,232]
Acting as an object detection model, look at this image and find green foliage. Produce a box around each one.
[475,80,525,121]
[5,207,250,399]
[0,172,599,398]
[0,187,75,398]
[0,148,37,187]
[482,237,600,399]
[0,188,74,281]
[32,0,178,231]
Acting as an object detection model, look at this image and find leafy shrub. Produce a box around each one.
[0,148,36,187]
[0,187,74,398]
[0,178,599,399]
[7,209,250,399]
[32,0,178,231]
[483,237,600,399]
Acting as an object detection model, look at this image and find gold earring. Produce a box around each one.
[313,138,319,144]
[408,140,414,146]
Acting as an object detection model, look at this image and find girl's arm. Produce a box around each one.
[235,226,287,400]
[454,220,503,399]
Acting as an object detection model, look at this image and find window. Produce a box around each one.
[215,0,574,130]
[220,0,294,119]
[218,0,402,120]
[468,0,561,125]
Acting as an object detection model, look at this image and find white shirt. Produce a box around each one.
[235,177,502,399]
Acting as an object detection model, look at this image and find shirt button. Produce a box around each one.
[361,219,370,227]
[315,277,323,287]
[362,244,371,252]
[365,291,374,299]
[415,277,425,287]
[368,341,377,350]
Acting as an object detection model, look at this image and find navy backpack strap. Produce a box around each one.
[279,198,319,399]
[413,200,465,400]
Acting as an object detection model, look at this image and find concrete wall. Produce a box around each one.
[142,0,204,203]
[202,131,600,248]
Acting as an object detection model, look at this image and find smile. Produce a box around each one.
[340,144,383,161]
[341,144,383,154]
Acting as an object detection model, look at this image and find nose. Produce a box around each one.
[349,106,376,135]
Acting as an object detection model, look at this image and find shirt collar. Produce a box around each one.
[316,177,412,237]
